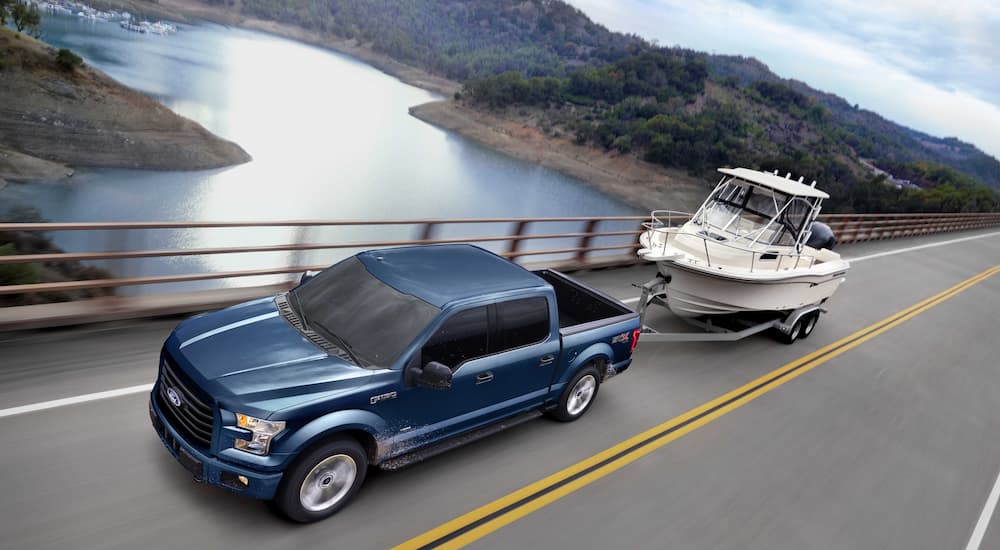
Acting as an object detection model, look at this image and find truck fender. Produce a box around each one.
[553,342,613,392]
[278,409,389,463]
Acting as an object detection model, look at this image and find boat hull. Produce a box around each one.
[658,261,847,317]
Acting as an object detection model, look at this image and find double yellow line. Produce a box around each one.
[396,264,1000,549]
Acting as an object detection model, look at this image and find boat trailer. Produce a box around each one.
[633,274,825,345]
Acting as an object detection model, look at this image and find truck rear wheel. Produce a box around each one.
[548,364,601,422]
[271,436,367,523]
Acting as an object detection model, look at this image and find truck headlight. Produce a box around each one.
[234,413,286,456]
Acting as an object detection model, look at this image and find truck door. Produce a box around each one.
[387,305,494,449]
[486,296,559,413]
[388,297,558,452]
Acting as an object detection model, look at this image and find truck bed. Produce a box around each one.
[534,270,635,332]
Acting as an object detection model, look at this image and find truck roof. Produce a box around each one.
[357,244,547,308]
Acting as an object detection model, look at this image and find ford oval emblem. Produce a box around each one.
[166,387,182,407]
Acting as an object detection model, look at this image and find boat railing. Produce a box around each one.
[643,210,693,230]
[645,224,817,273]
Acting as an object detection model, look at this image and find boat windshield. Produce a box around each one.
[697,178,814,247]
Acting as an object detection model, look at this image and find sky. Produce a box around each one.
[567,0,1000,160]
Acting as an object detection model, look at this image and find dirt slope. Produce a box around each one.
[0,28,250,181]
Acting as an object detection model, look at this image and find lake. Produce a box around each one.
[1,15,641,292]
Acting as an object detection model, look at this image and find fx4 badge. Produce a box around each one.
[612,332,631,345]
[370,391,398,405]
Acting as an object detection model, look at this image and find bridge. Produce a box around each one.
[1,215,999,549]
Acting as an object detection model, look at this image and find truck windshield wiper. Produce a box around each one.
[323,330,366,368]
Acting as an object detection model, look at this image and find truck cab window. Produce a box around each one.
[421,306,489,370]
[496,297,549,352]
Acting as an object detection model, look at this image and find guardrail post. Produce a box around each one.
[290,225,308,274]
[507,221,529,259]
[420,222,436,242]
[577,219,599,263]
[842,217,860,244]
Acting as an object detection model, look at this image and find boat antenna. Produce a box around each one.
[797,176,804,183]
[810,180,817,188]
[785,172,791,179]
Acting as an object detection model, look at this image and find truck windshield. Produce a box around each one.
[288,257,441,368]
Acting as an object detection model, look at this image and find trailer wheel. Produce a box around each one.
[777,318,803,345]
[799,312,819,339]
[548,364,601,422]
[271,436,368,523]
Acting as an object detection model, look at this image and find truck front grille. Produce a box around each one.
[157,352,214,448]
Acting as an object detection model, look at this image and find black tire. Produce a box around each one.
[799,312,819,340]
[271,436,368,523]
[548,364,601,422]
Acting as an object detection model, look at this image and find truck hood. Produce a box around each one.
[168,296,372,409]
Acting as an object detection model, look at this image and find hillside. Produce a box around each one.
[706,55,1000,188]
[0,27,250,182]
[125,0,999,212]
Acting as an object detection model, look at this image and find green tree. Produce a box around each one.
[11,1,41,34]
[0,0,11,26]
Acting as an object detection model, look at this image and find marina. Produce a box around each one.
[35,0,176,34]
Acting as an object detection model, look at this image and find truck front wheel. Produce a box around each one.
[271,436,368,523]
[548,364,601,422]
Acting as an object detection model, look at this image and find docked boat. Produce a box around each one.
[637,167,849,319]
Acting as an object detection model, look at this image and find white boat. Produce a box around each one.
[637,167,849,319]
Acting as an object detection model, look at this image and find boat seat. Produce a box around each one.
[810,247,841,263]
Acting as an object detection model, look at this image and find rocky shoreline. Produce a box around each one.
[409,101,709,212]
[0,27,250,183]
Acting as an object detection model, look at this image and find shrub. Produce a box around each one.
[55,48,83,71]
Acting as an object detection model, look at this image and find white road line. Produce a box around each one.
[0,384,153,419]
[966,467,1000,550]
[622,297,640,304]
[847,231,1000,263]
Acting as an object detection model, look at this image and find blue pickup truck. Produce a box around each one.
[149,244,640,522]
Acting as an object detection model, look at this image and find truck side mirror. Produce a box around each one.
[405,360,452,390]
[298,271,318,286]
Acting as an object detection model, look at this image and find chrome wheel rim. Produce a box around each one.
[299,454,357,512]
[567,375,597,416]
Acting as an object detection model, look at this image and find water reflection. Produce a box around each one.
[4,15,642,294]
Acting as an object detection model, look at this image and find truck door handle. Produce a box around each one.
[476,372,494,384]
[539,355,555,366]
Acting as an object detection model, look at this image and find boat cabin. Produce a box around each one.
[691,167,829,251]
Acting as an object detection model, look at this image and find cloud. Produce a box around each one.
[567,0,1000,158]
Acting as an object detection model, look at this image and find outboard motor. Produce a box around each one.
[806,221,837,250]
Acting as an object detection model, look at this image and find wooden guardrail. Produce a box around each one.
[0,216,647,298]
[2,212,999,299]
[823,212,1000,243]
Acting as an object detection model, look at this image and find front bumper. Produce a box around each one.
[149,396,283,500]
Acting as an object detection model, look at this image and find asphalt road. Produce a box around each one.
[1,228,999,550]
